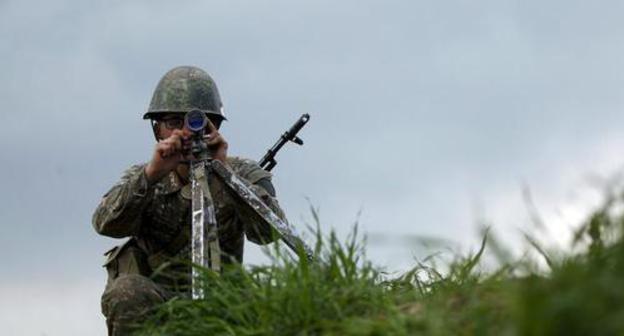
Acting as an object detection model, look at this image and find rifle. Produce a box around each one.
[259,113,310,171]
[185,110,313,299]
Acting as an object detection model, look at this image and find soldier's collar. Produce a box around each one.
[157,171,186,195]
[156,158,238,197]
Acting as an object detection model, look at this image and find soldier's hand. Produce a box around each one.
[204,119,228,163]
[145,129,192,184]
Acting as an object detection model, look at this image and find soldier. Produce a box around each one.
[93,66,285,335]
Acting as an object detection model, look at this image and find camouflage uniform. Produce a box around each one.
[93,156,284,335]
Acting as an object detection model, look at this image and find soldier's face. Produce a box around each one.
[154,113,221,141]
[155,114,185,140]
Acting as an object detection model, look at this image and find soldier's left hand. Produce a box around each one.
[203,119,228,163]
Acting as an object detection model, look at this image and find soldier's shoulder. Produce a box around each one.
[122,163,148,177]
[113,163,147,185]
[226,156,257,168]
[126,162,148,171]
[226,156,271,183]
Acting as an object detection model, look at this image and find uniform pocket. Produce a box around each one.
[102,239,151,282]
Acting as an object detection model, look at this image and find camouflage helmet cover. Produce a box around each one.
[143,66,226,121]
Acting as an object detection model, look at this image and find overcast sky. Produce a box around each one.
[2,0,624,334]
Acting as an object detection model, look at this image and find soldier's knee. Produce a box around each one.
[101,274,166,319]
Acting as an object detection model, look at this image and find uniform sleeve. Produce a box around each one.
[92,164,154,238]
[228,158,288,245]
[243,178,288,245]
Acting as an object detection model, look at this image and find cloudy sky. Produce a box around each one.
[2,0,624,334]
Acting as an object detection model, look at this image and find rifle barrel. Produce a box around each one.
[259,114,310,170]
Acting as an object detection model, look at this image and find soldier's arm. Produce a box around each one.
[92,164,153,238]
[229,159,287,245]
[244,177,288,245]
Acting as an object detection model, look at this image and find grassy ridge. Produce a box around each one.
[139,202,624,335]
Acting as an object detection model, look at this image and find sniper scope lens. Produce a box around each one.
[185,109,207,132]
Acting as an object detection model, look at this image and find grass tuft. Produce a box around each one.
[139,193,624,335]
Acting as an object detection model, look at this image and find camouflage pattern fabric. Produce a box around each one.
[93,156,286,335]
[101,274,173,336]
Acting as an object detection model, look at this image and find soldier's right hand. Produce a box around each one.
[145,129,192,184]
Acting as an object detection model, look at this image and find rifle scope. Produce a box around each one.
[185,109,209,158]
[185,109,208,134]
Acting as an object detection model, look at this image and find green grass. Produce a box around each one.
[139,200,624,335]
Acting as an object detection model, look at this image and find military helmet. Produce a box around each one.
[143,66,226,122]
